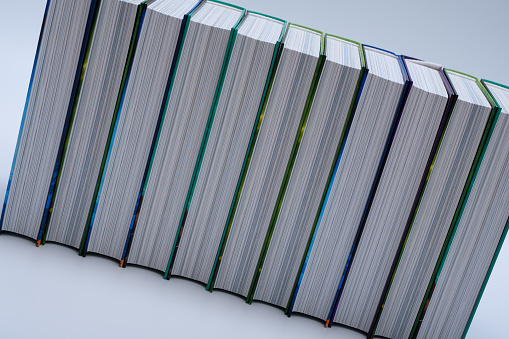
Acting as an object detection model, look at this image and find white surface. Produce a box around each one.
[0,234,365,339]
[0,0,507,338]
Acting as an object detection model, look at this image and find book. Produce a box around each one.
[123,0,246,272]
[413,80,509,339]
[83,0,203,260]
[371,69,493,339]
[289,46,409,322]
[332,57,453,332]
[0,0,99,240]
[248,34,365,308]
[2,0,507,335]
[208,24,324,297]
[40,0,148,249]
[168,12,286,284]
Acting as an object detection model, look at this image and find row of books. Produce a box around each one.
[1,0,508,338]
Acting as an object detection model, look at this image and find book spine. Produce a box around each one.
[367,66,457,338]
[327,54,412,327]
[119,0,205,266]
[408,78,502,339]
[206,23,289,292]
[285,41,367,316]
[36,0,100,246]
[163,8,247,279]
[0,0,51,232]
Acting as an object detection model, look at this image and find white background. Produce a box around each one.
[0,0,507,338]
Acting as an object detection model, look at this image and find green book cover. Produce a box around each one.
[284,35,367,314]
[163,3,248,279]
[206,19,289,291]
[408,74,502,339]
